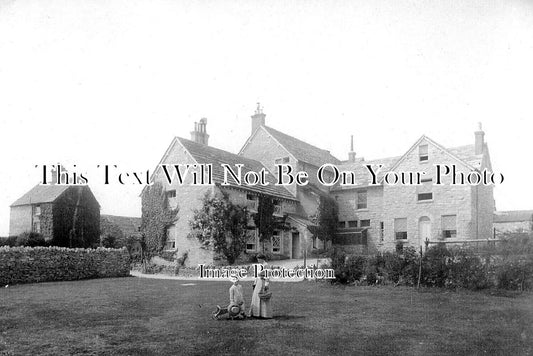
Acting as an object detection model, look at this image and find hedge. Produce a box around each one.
[0,246,130,285]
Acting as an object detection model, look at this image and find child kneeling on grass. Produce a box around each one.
[212,276,246,320]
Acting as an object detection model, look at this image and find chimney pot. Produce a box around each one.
[348,135,357,162]
[251,102,266,135]
[474,122,484,155]
[191,119,209,145]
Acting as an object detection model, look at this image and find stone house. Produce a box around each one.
[147,105,497,264]
[147,118,318,266]
[333,126,495,253]
[9,185,100,247]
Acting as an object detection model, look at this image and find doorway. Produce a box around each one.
[291,232,300,259]
[418,216,431,247]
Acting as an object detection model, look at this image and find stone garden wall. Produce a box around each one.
[0,246,130,285]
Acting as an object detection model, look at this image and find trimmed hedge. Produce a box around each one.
[0,246,130,285]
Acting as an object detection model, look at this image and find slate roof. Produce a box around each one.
[494,210,533,223]
[101,215,142,237]
[11,184,70,207]
[177,137,297,201]
[447,144,483,169]
[262,126,340,167]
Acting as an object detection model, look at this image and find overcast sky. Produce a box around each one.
[1,0,532,236]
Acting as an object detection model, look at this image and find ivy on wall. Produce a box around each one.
[140,182,179,258]
[309,195,339,242]
[253,195,288,252]
[189,191,248,264]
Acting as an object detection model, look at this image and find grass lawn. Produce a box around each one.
[1,277,532,356]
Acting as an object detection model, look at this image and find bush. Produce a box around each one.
[142,261,165,274]
[495,259,533,291]
[447,248,491,290]
[421,244,451,288]
[100,234,116,248]
[344,255,367,282]
[16,232,48,247]
[0,236,17,247]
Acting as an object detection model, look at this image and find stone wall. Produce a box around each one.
[8,205,32,237]
[334,186,384,253]
[0,246,130,285]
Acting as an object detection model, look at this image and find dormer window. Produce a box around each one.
[419,144,429,162]
[166,190,176,198]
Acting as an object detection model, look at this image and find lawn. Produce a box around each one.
[1,277,532,356]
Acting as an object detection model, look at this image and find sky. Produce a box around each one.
[0,0,532,236]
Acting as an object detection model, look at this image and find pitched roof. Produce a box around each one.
[330,156,401,191]
[330,140,485,191]
[494,210,533,223]
[262,126,340,167]
[176,137,297,201]
[101,215,142,237]
[447,144,483,169]
[11,184,70,207]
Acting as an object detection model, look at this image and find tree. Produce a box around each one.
[310,195,338,243]
[189,191,248,264]
[140,182,179,258]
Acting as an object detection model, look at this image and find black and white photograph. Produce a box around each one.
[1,1,532,355]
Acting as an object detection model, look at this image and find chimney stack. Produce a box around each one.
[251,102,266,135]
[348,135,357,163]
[190,118,209,145]
[474,122,484,155]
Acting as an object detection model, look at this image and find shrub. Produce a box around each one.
[0,236,17,247]
[100,234,116,248]
[495,259,533,291]
[16,232,48,247]
[344,255,367,283]
[447,248,491,290]
[327,247,347,281]
[365,247,419,286]
[421,244,451,288]
[142,261,165,274]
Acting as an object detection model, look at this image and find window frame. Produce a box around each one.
[442,215,458,239]
[394,218,408,240]
[271,230,281,254]
[419,144,429,162]
[246,229,258,252]
[356,190,367,210]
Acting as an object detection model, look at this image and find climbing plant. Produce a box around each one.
[189,191,248,264]
[253,195,275,242]
[253,195,288,252]
[140,182,179,258]
[310,195,338,242]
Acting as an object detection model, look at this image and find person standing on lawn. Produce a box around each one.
[249,254,272,319]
